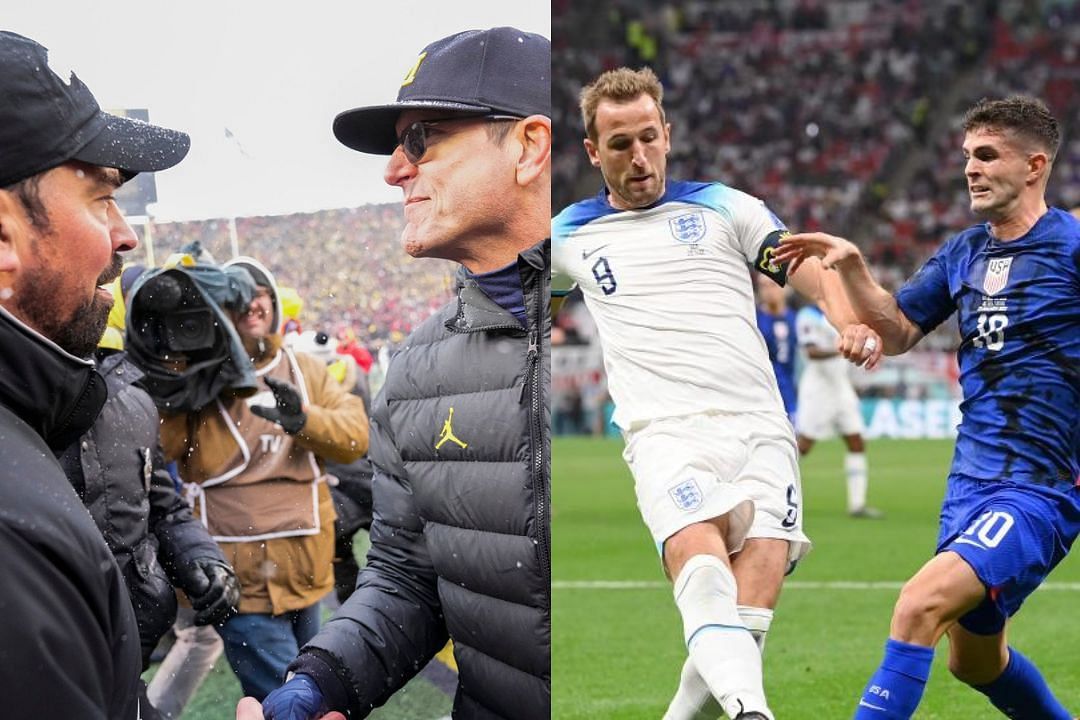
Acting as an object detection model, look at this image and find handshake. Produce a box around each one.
[235,674,345,720]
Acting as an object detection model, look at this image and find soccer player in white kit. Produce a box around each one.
[795,304,882,518]
[552,67,882,720]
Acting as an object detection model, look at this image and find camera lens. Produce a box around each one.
[164,308,216,352]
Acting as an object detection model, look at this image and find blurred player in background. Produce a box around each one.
[777,96,1079,719]
[795,303,882,519]
[553,67,881,720]
[754,275,797,423]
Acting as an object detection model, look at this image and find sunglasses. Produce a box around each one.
[396,114,521,165]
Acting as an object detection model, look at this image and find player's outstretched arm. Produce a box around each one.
[776,232,923,355]
[786,266,883,368]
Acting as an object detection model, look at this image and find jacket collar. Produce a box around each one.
[0,306,107,451]
[446,239,547,334]
[95,350,145,396]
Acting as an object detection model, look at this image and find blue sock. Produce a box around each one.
[854,638,934,719]
[972,647,1071,719]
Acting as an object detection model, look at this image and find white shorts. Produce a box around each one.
[796,374,864,440]
[622,410,811,566]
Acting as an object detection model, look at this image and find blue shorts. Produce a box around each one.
[936,474,1080,634]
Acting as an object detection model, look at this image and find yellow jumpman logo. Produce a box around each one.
[435,407,468,450]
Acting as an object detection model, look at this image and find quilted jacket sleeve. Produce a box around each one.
[287,389,446,715]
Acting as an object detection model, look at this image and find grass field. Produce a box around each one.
[552,436,1080,719]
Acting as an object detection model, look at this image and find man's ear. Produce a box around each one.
[584,137,601,169]
[1027,151,1049,187]
[0,190,27,277]
[515,115,552,187]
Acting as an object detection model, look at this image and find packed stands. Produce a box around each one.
[147,204,455,347]
[552,0,1078,434]
[554,0,1077,276]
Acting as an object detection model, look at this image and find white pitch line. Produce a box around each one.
[553,580,1080,591]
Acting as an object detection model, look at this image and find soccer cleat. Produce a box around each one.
[849,506,885,519]
[734,713,770,720]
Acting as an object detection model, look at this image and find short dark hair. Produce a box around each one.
[485,118,518,146]
[3,173,50,231]
[962,96,1060,162]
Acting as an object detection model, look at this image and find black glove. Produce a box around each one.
[174,558,241,626]
[251,376,307,434]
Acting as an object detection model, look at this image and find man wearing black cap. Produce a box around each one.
[243,26,551,720]
[0,30,190,717]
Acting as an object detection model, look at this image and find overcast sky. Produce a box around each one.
[5,2,549,221]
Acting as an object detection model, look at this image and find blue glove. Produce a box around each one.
[261,673,327,720]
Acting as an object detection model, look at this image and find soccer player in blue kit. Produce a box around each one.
[755,275,798,421]
[776,96,1080,718]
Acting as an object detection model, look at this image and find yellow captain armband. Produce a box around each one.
[754,230,789,286]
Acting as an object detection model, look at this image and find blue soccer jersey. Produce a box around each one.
[756,306,798,415]
[895,208,1080,489]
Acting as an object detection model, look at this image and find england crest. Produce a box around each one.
[669,212,706,244]
[669,478,704,512]
[983,257,1013,296]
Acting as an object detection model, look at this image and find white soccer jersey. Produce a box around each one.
[795,305,850,386]
[552,180,789,430]
[795,304,864,438]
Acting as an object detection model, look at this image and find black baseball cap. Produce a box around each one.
[0,31,190,188]
[333,26,550,155]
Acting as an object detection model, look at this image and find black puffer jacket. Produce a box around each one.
[0,307,141,718]
[292,240,551,719]
[59,350,227,666]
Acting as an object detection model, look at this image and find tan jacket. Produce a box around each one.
[162,341,368,614]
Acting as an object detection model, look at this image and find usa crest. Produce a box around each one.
[983,257,1013,296]
[669,212,706,244]
[669,478,703,512]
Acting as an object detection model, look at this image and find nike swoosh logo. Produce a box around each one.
[858,700,888,712]
[582,245,609,260]
[954,537,987,550]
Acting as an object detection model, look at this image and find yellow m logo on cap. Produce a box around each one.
[401,52,427,87]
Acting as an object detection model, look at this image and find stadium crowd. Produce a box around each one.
[872,3,1080,273]
[551,0,1078,436]
[147,204,455,347]
[553,0,1077,279]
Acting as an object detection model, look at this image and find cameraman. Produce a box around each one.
[160,257,368,700]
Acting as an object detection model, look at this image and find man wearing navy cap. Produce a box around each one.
[243,26,551,720]
[0,30,189,717]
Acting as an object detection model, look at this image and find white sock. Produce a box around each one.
[845,452,868,513]
[662,657,721,720]
[671,555,773,720]
[663,606,775,720]
[738,605,774,654]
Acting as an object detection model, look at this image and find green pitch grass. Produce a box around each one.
[144,529,453,719]
[553,436,1080,719]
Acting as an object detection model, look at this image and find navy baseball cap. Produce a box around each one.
[333,26,550,155]
[0,31,190,188]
